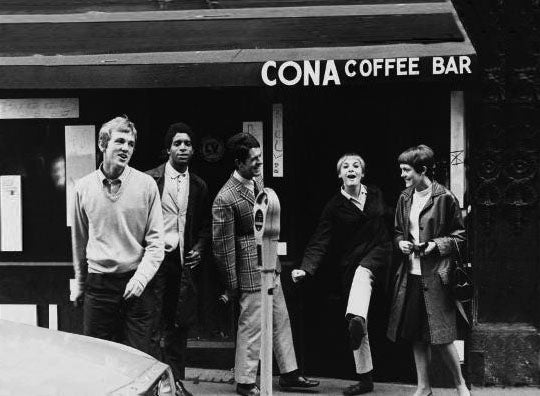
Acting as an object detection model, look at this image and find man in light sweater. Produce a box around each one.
[71,116,164,354]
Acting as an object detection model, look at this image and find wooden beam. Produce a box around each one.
[0,3,459,23]
[0,262,72,266]
[0,14,463,57]
[0,0,209,14]
[0,52,477,88]
[0,0,447,16]
[0,266,72,305]
[0,55,477,89]
[0,42,477,66]
[215,0,446,8]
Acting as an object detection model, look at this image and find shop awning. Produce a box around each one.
[0,1,477,88]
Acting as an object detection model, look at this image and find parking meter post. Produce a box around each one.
[254,188,280,396]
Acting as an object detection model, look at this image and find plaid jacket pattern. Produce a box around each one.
[212,174,264,292]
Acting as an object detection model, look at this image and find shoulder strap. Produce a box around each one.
[451,237,464,269]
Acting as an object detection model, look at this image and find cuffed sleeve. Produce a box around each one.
[71,186,89,289]
[133,181,164,288]
[432,193,466,257]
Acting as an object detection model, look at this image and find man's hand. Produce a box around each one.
[398,241,413,255]
[184,249,201,269]
[291,269,307,283]
[70,281,84,307]
[218,288,238,304]
[123,277,145,300]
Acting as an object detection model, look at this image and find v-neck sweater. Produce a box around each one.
[71,166,165,289]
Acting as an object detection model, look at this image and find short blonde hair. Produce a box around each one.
[336,153,366,175]
[98,116,137,151]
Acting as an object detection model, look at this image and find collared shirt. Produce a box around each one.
[233,170,256,196]
[341,184,368,211]
[162,162,190,259]
[97,164,131,199]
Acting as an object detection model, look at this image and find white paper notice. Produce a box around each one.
[0,305,37,326]
[243,121,264,178]
[0,175,22,251]
[0,98,79,119]
[272,104,284,177]
[277,242,287,256]
[65,125,96,226]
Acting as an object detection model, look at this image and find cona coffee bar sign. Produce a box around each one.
[261,56,473,86]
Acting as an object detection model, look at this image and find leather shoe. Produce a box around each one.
[279,375,320,389]
[342,379,374,395]
[175,380,193,396]
[236,383,260,396]
[349,316,367,350]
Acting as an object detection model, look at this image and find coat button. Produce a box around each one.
[423,287,428,291]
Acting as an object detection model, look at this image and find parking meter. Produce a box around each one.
[253,188,280,396]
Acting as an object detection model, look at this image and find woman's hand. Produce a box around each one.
[421,241,437,256]
[398,241,413,255]
[291,269,307,283]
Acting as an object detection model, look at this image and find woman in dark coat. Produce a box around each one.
[292,153,392,396]
[387,145,469,396]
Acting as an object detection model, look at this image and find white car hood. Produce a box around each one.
[0,319,166,395]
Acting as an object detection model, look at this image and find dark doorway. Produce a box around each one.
[281,85,450,383]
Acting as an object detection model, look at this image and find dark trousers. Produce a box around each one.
[84,271,157,354]
[151,251,189,381]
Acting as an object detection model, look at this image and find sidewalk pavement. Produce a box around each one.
[184,368,539,395]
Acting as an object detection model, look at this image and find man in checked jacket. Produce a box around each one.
[212,133,318,396]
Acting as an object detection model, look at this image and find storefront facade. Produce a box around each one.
[0,0,537,387]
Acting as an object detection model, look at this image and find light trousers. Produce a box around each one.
[234,276,298,384]
[346,266,374,374]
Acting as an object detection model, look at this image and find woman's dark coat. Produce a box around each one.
[387,181,466,344]
[300,185,392,292]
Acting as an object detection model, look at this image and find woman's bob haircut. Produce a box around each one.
[398,144,435,178]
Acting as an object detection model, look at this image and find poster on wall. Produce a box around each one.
[0,175,22,252]
[272,104,284,177]
[65,125,96,227]
[0,98,79,119]
[243,121,264,177]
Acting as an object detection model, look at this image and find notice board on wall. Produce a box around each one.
[65,125,96,227]
[0,175,22,251]
[243,121,264,178]
[0,98,79,119]
[272,104,284,177]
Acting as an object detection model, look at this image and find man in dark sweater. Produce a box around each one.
[146,122,210,396]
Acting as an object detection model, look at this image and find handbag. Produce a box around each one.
[451,238,474,304]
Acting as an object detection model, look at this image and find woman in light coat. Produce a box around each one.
[387,145,469,396]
